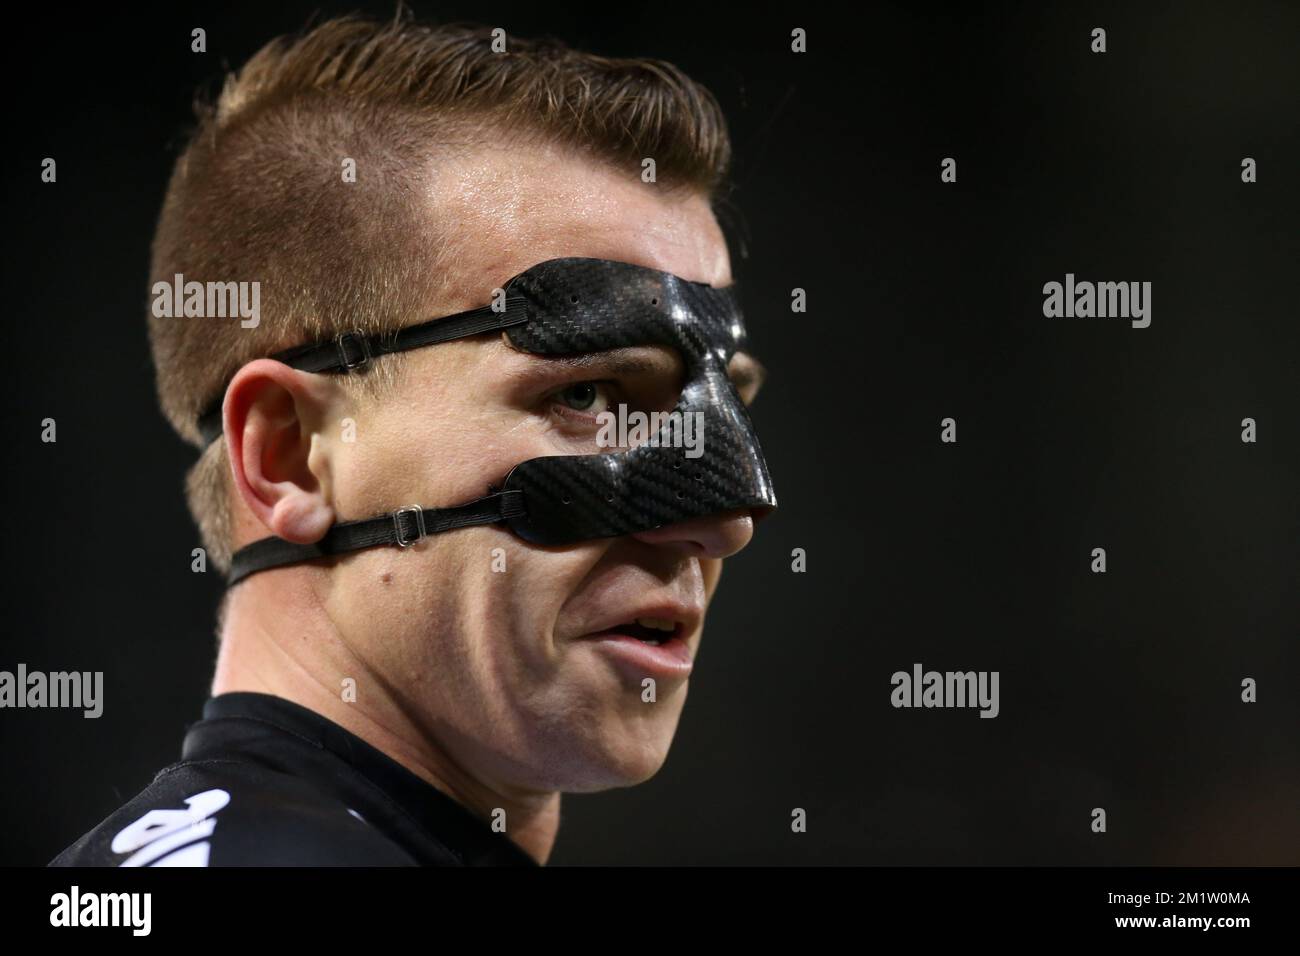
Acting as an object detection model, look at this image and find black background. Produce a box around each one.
[1,0,1296,866]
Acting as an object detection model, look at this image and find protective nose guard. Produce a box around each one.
[497,258,776,544]
[216,257,777,586]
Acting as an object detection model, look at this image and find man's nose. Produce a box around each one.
[629,509,757,559]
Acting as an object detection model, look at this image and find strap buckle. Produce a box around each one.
[393,505,426,548]
[336,330,370,371]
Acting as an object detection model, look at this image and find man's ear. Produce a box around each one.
[223,359,338,544]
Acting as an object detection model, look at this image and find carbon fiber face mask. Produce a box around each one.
[204,257,777,586]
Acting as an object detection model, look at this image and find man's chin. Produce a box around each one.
[560,760,669,793]
[548,730,678,793]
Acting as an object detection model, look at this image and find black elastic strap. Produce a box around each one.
[227,490,526,587]
[197,297,530,445]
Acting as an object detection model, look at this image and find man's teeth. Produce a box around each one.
[636,617,676,633]
[632,617,676,644]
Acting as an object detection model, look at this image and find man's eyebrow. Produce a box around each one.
[501,347,680,382]
[501,344,766,397]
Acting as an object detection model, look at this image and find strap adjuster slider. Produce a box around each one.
[393,506,426,547]
[336,330,371,371]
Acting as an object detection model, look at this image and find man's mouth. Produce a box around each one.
[578,616,694,680]
[571,601,701,679]
[589,617,683,646]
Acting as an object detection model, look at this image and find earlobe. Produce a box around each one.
[266,492,335,544]
[223,359,337,545]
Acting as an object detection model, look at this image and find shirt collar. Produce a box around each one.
[183,691,539,867]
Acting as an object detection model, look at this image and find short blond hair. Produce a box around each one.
[146,12,734,571]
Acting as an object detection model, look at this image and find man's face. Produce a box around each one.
[321,142,762,796]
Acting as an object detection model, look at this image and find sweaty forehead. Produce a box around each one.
[420,140,732,300]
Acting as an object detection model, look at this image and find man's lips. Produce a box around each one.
[587,618,683,644]
[577,629,694,679]
[571,605,701,680]
[579,603,702,641]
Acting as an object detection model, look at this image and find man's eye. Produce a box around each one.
[557,382,601,412]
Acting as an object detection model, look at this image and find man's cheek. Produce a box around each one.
[511,544,611,624]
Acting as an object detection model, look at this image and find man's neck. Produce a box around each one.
[210,578,560,864]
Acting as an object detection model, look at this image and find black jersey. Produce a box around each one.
[49,691,539,867]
